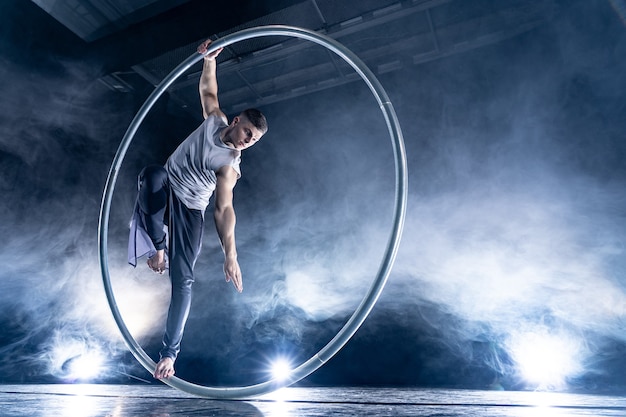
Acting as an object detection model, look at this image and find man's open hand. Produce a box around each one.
[223,256,243,293]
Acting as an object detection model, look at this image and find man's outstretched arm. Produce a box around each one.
[214,165,243,292]
[197,39,226,121]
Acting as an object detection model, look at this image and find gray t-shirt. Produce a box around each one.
[165,115,241,211]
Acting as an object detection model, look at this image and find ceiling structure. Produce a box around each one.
[32,0,556,118]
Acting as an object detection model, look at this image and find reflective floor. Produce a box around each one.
[2,384,626,416]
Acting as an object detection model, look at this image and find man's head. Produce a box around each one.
[222,108,268,150]
[241,108,268,136]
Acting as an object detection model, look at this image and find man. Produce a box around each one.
[128,38,268,380]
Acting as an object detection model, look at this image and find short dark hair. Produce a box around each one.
[241,108,268,134]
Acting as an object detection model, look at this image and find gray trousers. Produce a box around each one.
[137,165,204,361]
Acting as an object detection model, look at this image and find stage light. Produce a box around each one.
[509,329,582,390]
[64,350,105,381]
[270,358,293,382]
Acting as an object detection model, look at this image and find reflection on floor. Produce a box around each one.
[2,384,626,416]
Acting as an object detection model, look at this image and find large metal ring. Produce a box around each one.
[98,25,407,399]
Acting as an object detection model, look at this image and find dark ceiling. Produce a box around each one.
[31,0,556,118]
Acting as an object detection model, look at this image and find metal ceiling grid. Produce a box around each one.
[430,1,550,53]
[314,0,402,25]
[101,0,554,117]
[31,0,192,41]
[127,0,451,116]
[132,1,327,85]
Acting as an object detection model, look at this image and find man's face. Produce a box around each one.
[224,116,264,150]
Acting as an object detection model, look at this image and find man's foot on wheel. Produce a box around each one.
[154,357,175,379]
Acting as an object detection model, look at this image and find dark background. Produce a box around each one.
[1,0,625,392]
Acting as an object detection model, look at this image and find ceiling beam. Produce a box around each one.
[86,0,309,75]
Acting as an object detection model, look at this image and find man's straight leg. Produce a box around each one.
[159,190,204,362]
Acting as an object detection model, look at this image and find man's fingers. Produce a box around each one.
[232,274,243,293]
[197,39,211,54]
[225,272,242,292]
[227,275,242,290]
[197,39,223,58]
[223,259,242,292]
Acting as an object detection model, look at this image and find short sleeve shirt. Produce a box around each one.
[165,115,241,211]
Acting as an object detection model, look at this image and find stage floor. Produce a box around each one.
[2,384,626,416]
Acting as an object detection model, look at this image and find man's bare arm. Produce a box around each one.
[197,39,226,121]
[214,165,243,292]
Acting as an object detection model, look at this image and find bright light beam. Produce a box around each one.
[65,351,105,381]
[47,334,107,382]
[508,328,583,390]
[270,358,293,382]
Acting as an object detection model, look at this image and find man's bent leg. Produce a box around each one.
[137,165,169,250]
[137,165,169,273]
[158,191,204,366]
